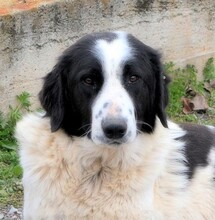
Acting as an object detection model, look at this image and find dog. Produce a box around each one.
[16,31,215,219]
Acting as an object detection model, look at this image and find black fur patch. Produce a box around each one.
[179,124,215,179]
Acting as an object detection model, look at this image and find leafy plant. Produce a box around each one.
[203,58,215,81]
[0,92,31,207]
[0,92,31,150]
[203,58,215,110]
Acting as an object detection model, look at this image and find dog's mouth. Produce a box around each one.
[90,134,130,146]
[106,139,124,146]
[109,141,122,145]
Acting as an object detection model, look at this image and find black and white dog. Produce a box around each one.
[16,32,215,219]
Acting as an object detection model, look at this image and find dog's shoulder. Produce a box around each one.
[16,112,49,139]
[16,113,52,149]
[15,113,72,161]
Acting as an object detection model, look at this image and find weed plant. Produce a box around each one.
[166,58,215,125]
[0,92,31,207]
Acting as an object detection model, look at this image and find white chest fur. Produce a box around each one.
[16,114,215,219]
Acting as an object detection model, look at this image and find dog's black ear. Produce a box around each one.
[150,52,170,128]
[39,64,65,132]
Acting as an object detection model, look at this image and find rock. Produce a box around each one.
[0,213,4,219]
[0,206,22,220]
[8,205,18,215]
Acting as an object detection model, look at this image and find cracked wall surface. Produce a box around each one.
[0,0,215,112]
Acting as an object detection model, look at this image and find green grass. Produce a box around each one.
[166,58,215,125]
[0,92,31,207]
[0,151,23,207]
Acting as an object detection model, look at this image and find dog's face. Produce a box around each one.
[40,32,169,145]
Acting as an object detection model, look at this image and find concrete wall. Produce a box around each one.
[0,0,215,112]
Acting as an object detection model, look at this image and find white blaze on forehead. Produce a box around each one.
[93,32,132,79]
[90,32,137,145]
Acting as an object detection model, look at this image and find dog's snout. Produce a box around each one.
[102,118,127,140]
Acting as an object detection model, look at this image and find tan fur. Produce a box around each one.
[16,114,215,219]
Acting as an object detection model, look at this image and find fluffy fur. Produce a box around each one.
[16,31,215,219]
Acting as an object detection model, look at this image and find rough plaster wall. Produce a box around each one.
[0,0,215,112]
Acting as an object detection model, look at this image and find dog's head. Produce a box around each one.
[39,31,170,145]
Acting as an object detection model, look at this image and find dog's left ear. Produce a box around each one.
[150,51,170,128]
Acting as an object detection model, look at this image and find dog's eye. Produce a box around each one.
[129,75,139,83]
[83,77,94,86]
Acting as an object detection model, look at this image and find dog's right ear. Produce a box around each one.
[39,64,65,132]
